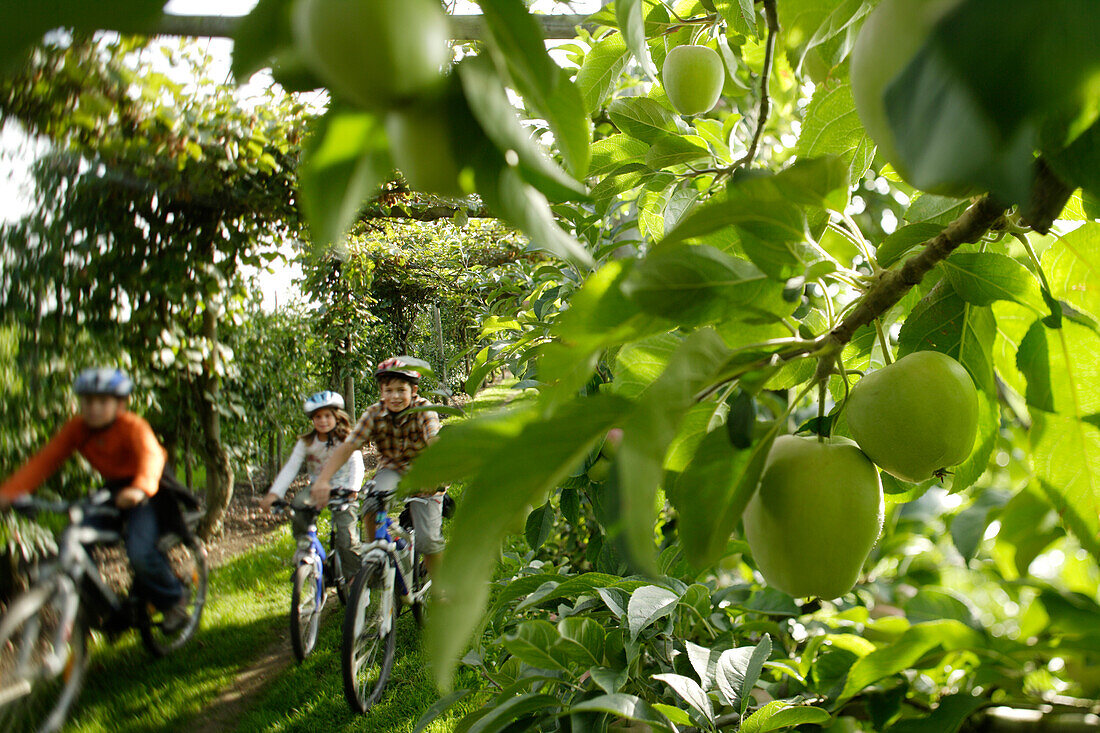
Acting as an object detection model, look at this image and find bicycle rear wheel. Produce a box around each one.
[139,534,208,657]
[341,559,397,713]
[332,551,348,606]
[0,581,89,733]
[290,562,323,661]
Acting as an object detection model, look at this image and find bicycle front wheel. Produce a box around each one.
[139,534,209,657]
[0,580,89,733]
[341,559,397,714]
[290,562,323,661]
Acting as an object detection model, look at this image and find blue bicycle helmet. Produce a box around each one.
[74,368,133,397]
[304,390,345,415]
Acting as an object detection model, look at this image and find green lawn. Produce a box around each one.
[63,518,483,732]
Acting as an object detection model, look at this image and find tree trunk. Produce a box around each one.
[276,429,284,468]
[267,430,276,480]
[196,290,233,539]
[343,374,356,419]
[432,302,449,397]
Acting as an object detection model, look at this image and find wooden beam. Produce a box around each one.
[154,13,592,41]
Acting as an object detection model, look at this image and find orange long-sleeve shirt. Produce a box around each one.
[0,411,167,501]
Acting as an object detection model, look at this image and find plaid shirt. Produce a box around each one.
[347,397,440,474]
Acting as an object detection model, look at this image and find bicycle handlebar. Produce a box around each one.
[12,490,119,520]
[272,487,359,515]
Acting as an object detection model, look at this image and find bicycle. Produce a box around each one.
[341,484,432,713]
[0,490,207,733]
[272,487,359,661]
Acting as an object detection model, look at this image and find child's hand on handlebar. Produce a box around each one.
[115,487,147,509]
[260,492,280,513]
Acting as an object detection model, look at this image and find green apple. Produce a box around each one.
[846,350,978,483]
[587,456,612,483]
[744,435,884,600]
[385,107,465,196]
[662,45,724,116]
[849,0,972,194]
[293,0,450,110]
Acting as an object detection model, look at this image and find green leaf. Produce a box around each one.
[1048,118,1100,202]
[904,195,969,226]
[946,389,998,494]
[503,620,570,671]
[740,701,832,733]
[1040,221,1100,323]
[556,617,606,666]
[622,245,790,326]
[617,329,732,570]
[1031,411,1100,556]
[652,703,694,726]
[588,667,629,696]
[608,97,679,143]
[897,284,996,395]
[525,502,554,550]
[652,673,714,725]
[885,36,1035,203]
[590,134,651,177]
[940,253,1045,311]
[477,0,557,101]
[569,694,669,729]
[576,33,629,114]
[298,108,390,248]
[230,0,295,82]
[715,635,772,713]
[627,585,679,638]
[795,80,876,191]
[1017,319,1100,416]
[839,620,982,702]
[931,0,1100,149]
[538,68,593,179]
[672,427,777,568]
[614,333,682,399]
[475,164,594,266]
[875,223,942,268]
[884,692,988,733]
[424,393,632,687]
[466,693,562,733]
[616,0,659,80]
[645,134,712,169]
[458,56,588,203]
[716,0,759,39]
[412,689,473,733]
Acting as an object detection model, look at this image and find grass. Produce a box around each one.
[64,528,298,732]
[232,610,484,732]
[61,510,486,732]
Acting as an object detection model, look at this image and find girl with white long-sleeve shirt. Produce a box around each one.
[261,391,364,577]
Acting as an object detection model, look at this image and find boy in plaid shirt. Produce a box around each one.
[310,358,444,573]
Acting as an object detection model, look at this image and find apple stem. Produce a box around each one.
[816,379,827,442]
[874,319,893,365]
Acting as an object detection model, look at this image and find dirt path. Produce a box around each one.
[192,601,339,733]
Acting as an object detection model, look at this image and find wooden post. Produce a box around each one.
[344,373,356,419]
[432,302,449,397]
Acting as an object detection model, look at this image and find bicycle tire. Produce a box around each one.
[290,562,322,661]
[139,534,209,657]
[341,558,397,714]
[0,581,89,733]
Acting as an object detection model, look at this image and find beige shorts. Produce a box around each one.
[374,469,445,555]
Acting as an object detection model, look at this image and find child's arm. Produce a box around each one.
[348,449,365,492]
[116,415,168,509]
[0,419,83,506]
[311,407,374,505]
[261,440,307,512]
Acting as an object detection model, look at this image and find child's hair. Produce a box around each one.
[377,373,417,389]
[299,408,353,445]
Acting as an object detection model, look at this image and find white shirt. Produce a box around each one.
[268,435,365,499]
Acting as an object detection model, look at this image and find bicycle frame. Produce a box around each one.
[358,490,431,636]
[276,489,356,603]
[12,494,126,674]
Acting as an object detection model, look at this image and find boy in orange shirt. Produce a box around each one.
[0,368,190,630]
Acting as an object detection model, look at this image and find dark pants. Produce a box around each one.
[85,499,184,611]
